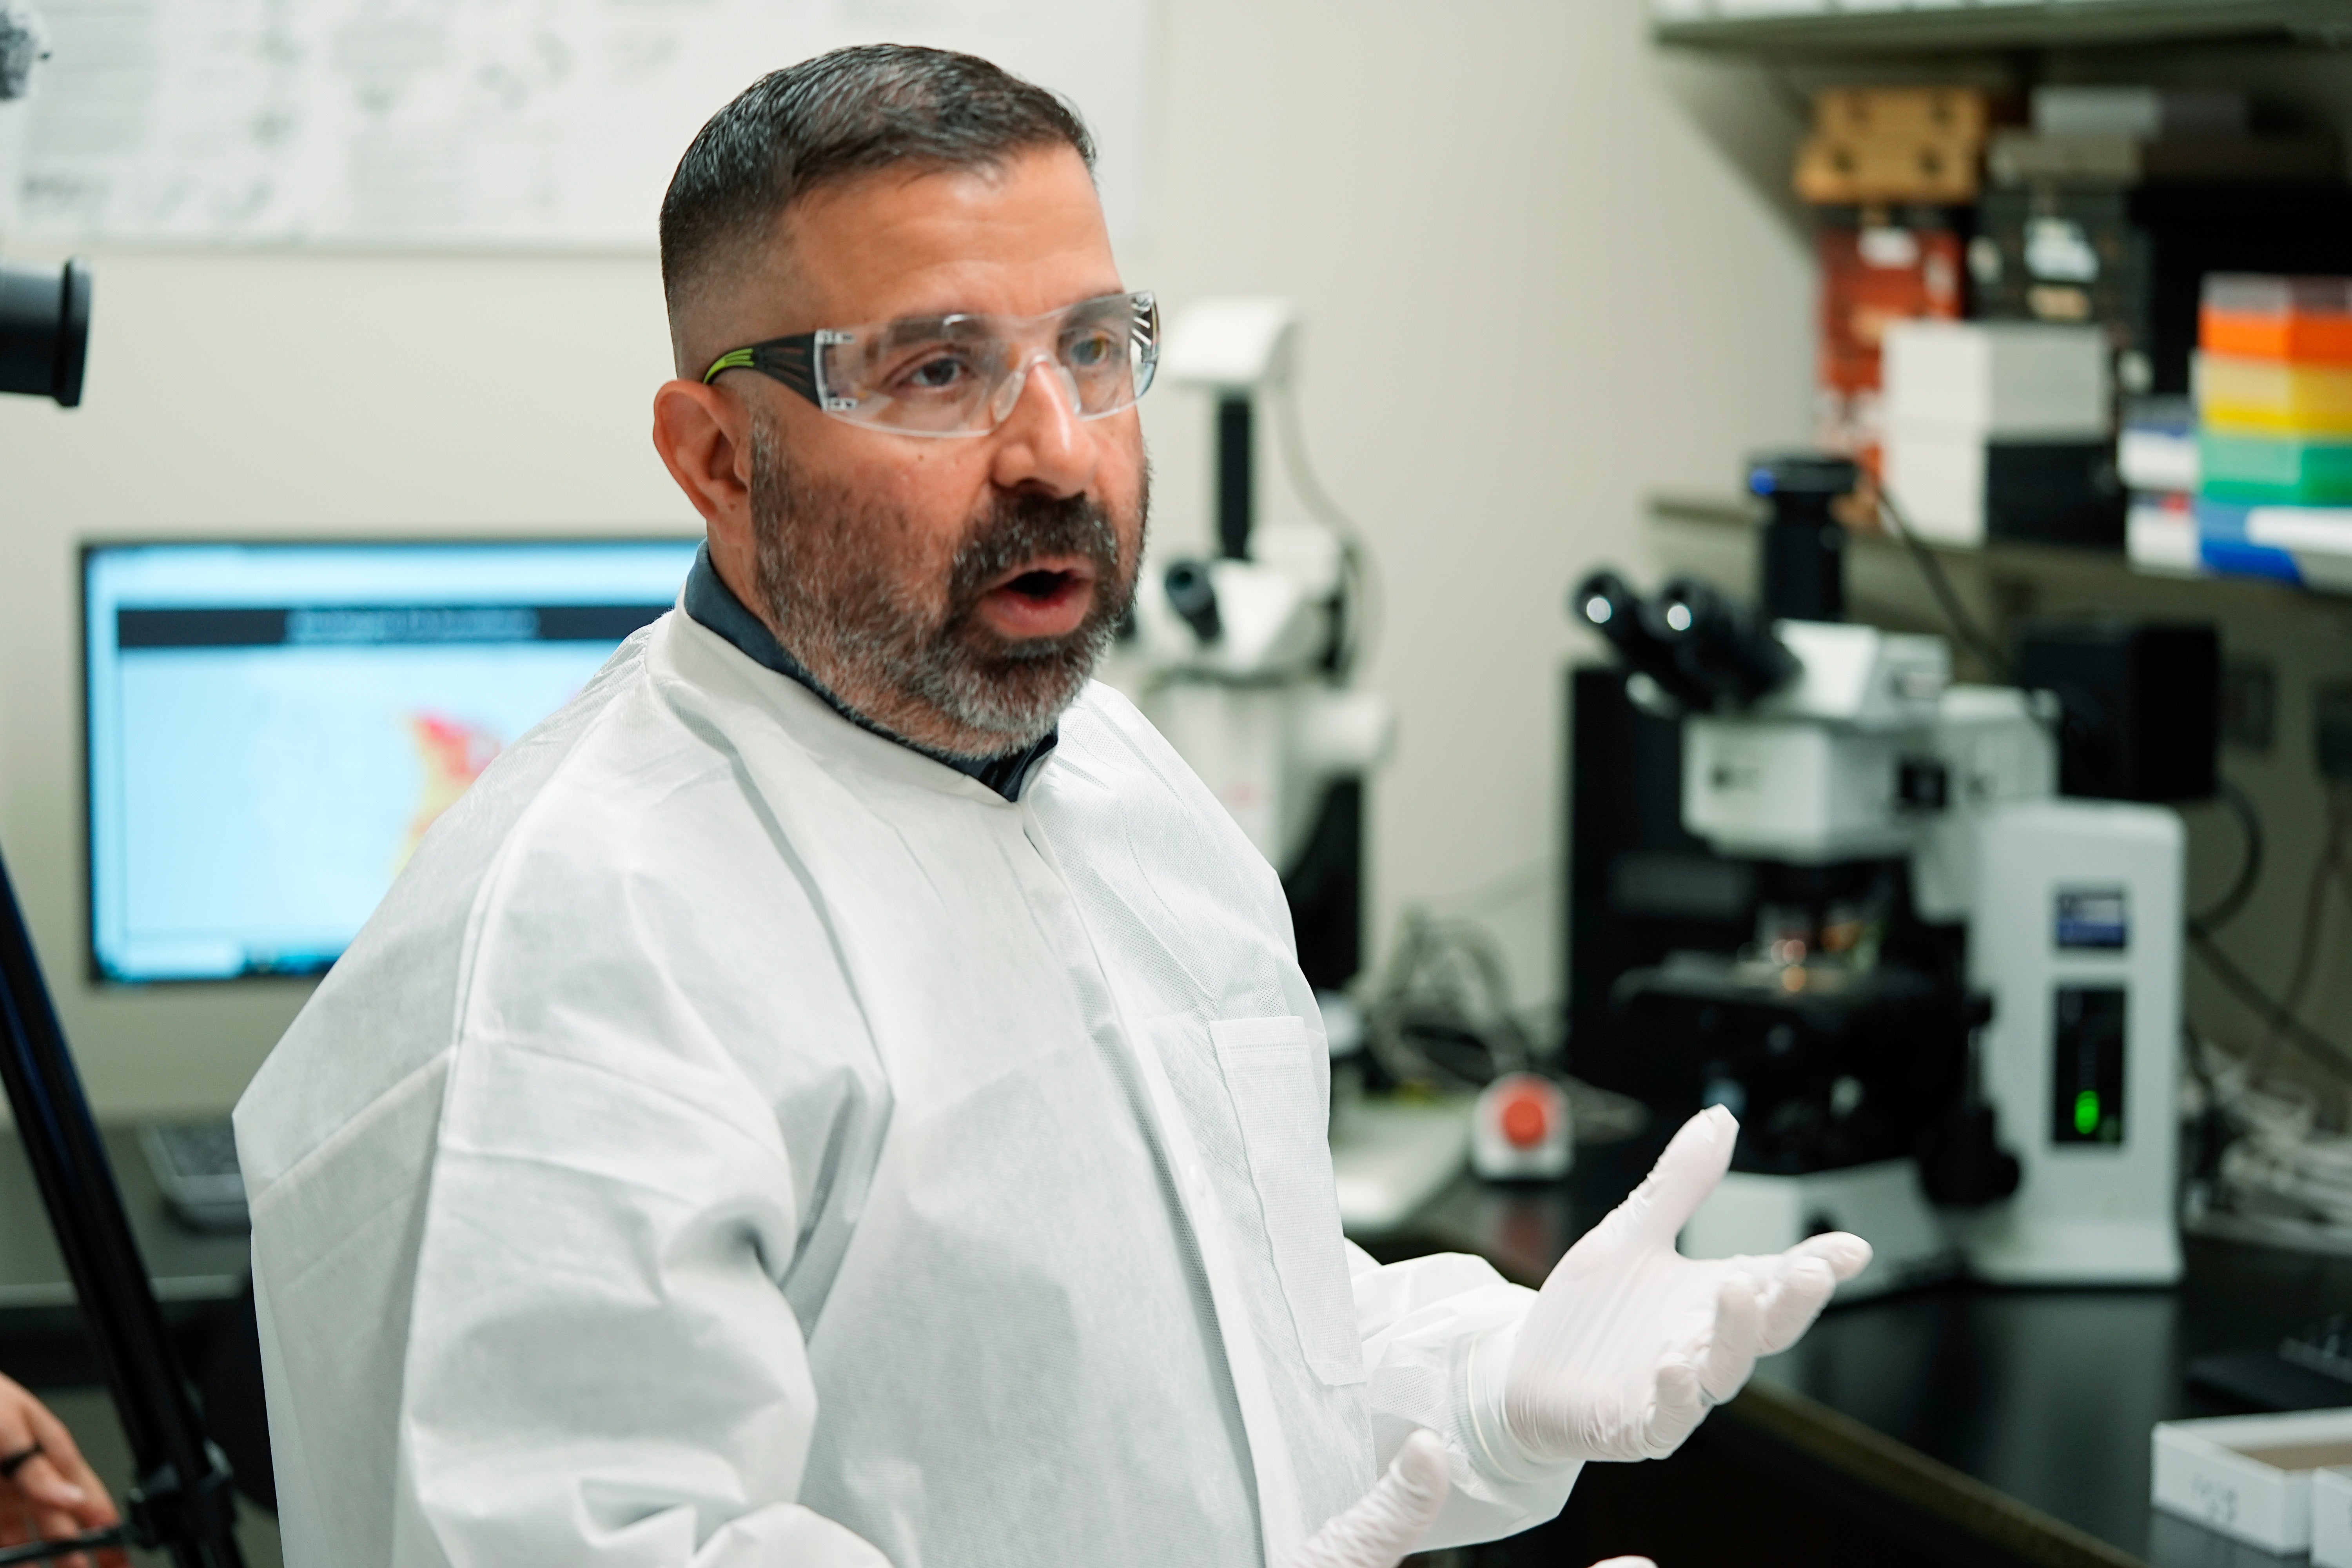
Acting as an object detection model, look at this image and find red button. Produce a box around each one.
[1500,1094,1548,1149]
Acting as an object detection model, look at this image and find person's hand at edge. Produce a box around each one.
[0,1372,128,1568]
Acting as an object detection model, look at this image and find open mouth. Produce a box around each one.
[975,557,1098,639]
[1005,567,1081,601]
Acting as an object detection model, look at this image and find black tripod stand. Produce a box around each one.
[0,256,245,1564]
[0,845,247,1568]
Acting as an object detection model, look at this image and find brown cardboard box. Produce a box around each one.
[1815,86,1994,145]
[1797,133,1981,204]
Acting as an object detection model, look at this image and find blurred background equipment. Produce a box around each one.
[0,253,84,405]
[0,0,81,409]
[1125,298,1392,1000]
[1120,299,1439,1230]
[1471,1071,1573,1183]
[1976,85,2348,397]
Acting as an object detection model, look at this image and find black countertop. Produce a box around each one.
[9,1125,2352,1563]
[1375,1141,2352,1568]
[0,1124,250,1308]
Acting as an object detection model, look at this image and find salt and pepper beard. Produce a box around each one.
[748,418,1147,755]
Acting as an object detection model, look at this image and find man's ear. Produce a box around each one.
[652,378,754,530]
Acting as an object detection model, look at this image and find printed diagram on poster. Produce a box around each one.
[16,0,1152,248]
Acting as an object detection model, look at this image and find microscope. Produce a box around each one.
[1115,302,1482,1233]
[1123,298,1392,999]
[1577,454,2185,1296]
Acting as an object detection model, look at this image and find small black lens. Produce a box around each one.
[1164,559,1222,644]
[0,257,91,407]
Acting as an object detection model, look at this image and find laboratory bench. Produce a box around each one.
[2,1127,2348,1565]
[1368,1134,2352,1568]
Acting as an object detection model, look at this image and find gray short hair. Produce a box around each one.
[659,44,1095,327]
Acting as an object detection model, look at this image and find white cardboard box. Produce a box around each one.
[1883,423,1987,545]
[1882,320,2111,437]
[2315,1467,2352,1567]
[2032,85,2247,140]
[1872,425,1985,550]
[2152,1409,2352,1554]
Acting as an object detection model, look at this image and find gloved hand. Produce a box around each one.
[1283,1430,1664,1568]
[1283,1429,1449,1568]
[1497,1106,1871,1465]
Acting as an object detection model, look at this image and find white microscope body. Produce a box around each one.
[1664,619,2183,1291]
[1130,528,1390,874]
[1123,299,1393,983]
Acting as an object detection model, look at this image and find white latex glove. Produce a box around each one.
[1497,1105,1871,1464]
[1283,1429,1450,1568]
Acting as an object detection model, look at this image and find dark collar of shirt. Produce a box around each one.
[681,544,1057,802]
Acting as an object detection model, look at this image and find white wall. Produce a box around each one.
[0,0,1814,1118]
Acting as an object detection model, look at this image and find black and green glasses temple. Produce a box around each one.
[702,334,826,406]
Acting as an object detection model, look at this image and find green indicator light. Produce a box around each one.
[2074,1090,2101,1136]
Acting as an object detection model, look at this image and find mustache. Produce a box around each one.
[945,490,1125,627]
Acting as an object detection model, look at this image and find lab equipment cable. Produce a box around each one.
[1360,863,1650,1144]
[2239,791,2350,1080]
[2193,1035,2352,1254]
[1559,1074,1652,1146]
[1365,907,1534,1091]
[2189,927,2352,1084]
[2187,779,2267,939]
[1272,384,1381,679]
[2186,798,2352,1255]
[1874,483,2012,684]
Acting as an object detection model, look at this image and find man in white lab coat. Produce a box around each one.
[234,44,1867,1568]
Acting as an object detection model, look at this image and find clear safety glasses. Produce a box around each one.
[702,290,1159,438]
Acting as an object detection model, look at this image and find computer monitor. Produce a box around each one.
[84,537,702,984]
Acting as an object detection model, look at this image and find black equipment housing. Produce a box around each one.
[0,258,90,408]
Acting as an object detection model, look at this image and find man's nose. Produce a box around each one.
[989,355,1096,495]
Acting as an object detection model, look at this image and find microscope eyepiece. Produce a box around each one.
[1570,570,1711,713]
[1647,576,1799,708]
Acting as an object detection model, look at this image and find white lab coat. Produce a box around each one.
[234,606,1577,1568]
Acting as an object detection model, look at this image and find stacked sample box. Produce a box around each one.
[1973,87,2348,400]
[1880,319,2119,548]
[2119,394,2200,575]
[2192,276,2352,592]
[1798,87,1990,475]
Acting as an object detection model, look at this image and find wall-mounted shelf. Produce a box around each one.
[1653,1,2352,58]
[1643,493,2335,684]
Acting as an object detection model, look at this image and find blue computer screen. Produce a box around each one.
[85,538,701,983]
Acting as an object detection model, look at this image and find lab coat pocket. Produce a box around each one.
[1210,1015,1367,1387]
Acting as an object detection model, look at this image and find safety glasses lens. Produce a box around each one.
[817,292,1154,436]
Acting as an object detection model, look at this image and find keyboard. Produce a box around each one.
[138,1119,249,1234]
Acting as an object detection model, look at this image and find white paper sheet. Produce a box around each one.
[17,0,1152,248]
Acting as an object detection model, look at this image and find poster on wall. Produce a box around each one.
[15,0,1153,249]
